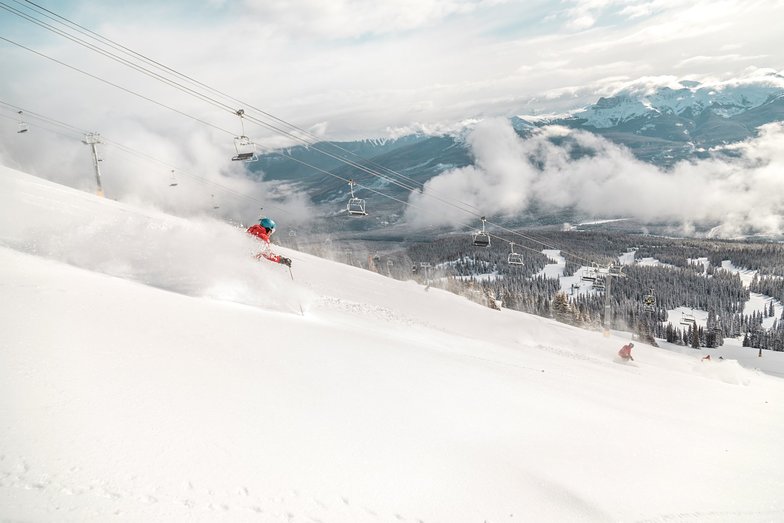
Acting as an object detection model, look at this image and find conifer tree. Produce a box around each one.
[691,325,700,349]
[552,291,573,324]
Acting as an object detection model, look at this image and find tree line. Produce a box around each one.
[397,230,784,352]
[290,228,784,352]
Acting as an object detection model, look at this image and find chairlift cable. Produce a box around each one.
[2,5,540,233]
[4,1,482,216]
[1,4,616,256]
[3,9,648,278]
[0,2,246,118]
[13,0,484,213]
[0,36,237,138]
[0,100,292,215]
[5,94,651,293]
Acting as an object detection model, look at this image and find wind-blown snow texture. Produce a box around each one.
[2,164,784,522]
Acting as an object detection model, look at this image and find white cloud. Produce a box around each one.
[404,119,784,237]
[675,54,770,69]
[0,114,317,227]
[239,0,492,39]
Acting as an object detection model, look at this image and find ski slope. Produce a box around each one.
[2,165,784,523]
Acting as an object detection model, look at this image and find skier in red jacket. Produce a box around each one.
[618,342,634,361]
[247,217,292,267]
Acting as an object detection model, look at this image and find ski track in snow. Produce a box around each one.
[313,296,425,329]
[0,458,430,522]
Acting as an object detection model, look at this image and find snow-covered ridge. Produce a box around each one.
[573,70,784,128]
[513,69,784,129]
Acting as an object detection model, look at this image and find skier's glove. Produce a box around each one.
[280,257,292,267]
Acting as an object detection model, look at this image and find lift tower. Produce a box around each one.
[82,132,104,197]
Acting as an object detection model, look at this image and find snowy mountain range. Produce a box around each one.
[542,70,784,165]
[254,71,784,231]
[570,72,784,127]
[3,163,784,522]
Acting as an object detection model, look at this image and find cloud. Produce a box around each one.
[675,54,770,69]
[239,0,491,39]
[404,119,784,237]
[0,111,317,228]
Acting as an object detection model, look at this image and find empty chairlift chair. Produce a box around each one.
[232,136,258,162]
[680,311,696,327]
[346,179,368,216]
[508,242,524,266]
[472,217,490,247]
[17,111,28,133]
[231,109,258,162]
[581,265,599,283]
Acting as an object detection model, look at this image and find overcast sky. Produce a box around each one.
[2,0,783,142]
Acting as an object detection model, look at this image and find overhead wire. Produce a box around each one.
[0,100,291,216]
[4,0,483,213]
[0,96,560,264]
[0,27,469,223]
[16,0,473,198]
[2,2,633,277]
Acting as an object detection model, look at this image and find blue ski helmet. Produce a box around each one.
[259,217,276,231]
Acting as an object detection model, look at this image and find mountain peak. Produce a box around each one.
[573,71,784,128]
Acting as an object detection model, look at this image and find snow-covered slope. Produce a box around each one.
[2,165,784,522]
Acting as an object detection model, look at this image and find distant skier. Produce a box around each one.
[618,342,634,361]
[701,354,711,362]
[247,217,292,267]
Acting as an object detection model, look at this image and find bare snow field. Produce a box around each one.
[2,165,784,522]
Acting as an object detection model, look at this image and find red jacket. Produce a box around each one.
[247,224,282,263]
[618,344,633,359]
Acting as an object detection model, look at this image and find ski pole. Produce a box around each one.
[287,265,304,315]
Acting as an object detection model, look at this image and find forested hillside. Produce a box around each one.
[294,230,784,352]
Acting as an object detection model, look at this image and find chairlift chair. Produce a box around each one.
[581,265,598,283]
[168,170,178,187]
[346,179,368,216]
[680,311,696,327]
[232,135,258,162]
[231,109,258,162]
[508,242,524,266]
[17,111,28,133]
[347,198,367,215]
[472,217,490,247]
[643,290,656,312]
